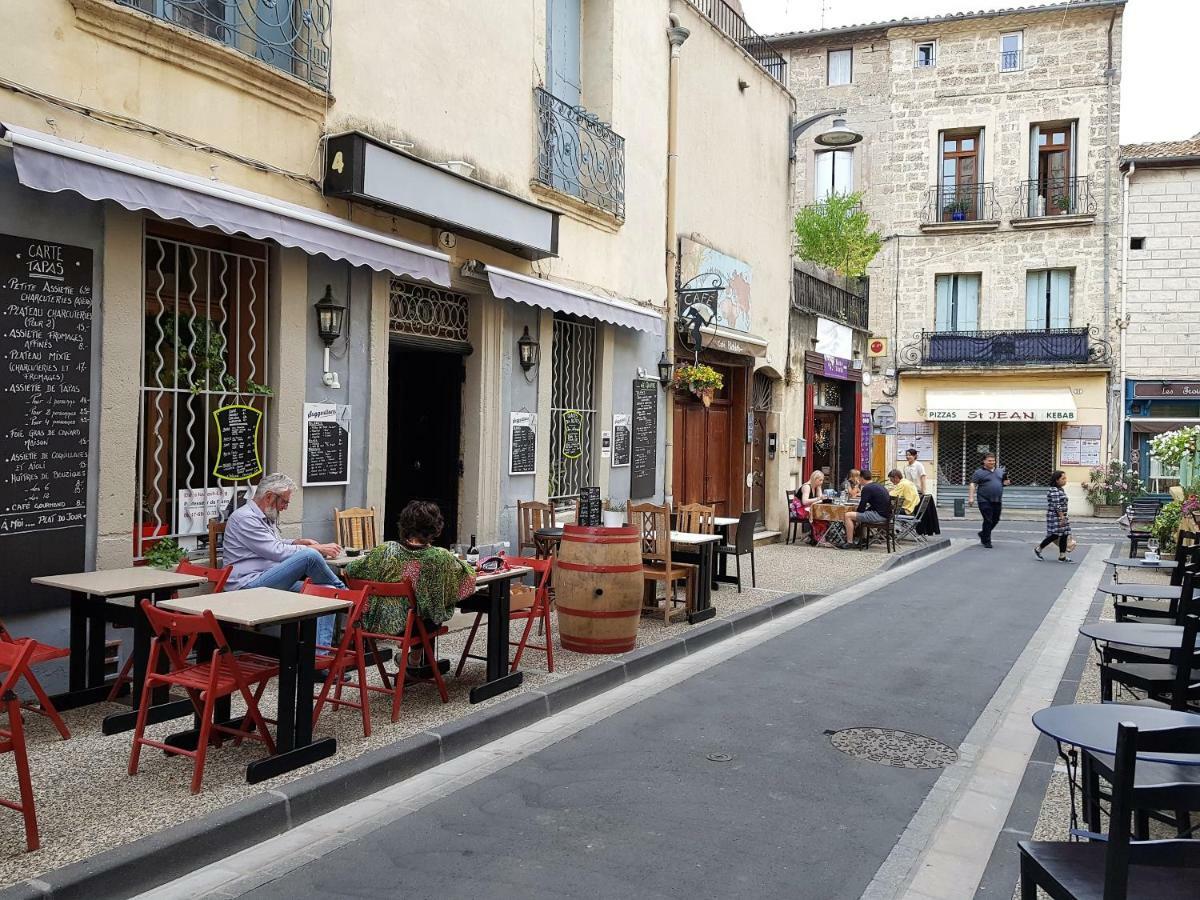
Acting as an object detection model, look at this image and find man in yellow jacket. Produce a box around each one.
[886,469,920,515]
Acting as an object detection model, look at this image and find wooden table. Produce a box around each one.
[670,532,721,623]
[158,587,350,784]
[809,502,855,544]
[31,567,210,734]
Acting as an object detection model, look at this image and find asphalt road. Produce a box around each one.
[237,540,1085,900]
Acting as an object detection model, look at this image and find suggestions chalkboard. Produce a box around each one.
[1,233,93,613]
[303,403,351,486]
[630,379,658,499]
[213,404,263,481]
[612,413,630,467]
[509,411,536,475]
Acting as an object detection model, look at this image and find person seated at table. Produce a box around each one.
[843,469,862,499]
[344,500,476,674]
[223,473,345,648]
[794,470,827,546]
[839,470,891,550]
[886,469,920,515]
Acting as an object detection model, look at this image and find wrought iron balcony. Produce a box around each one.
[792,268,869,331]
[116,0,331,90]
[899,326,1111,368]
[1000,49,1022,71]
[919,183,1000,225]
[1014,176,1097,219]
[688,0,787,84]
[534,87,626,219]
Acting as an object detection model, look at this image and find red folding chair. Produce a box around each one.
[303,582,372,737]
[344,579,449,723]
[128,599,278,794]
[107,560,232,702]
[0,640,40,851]
[0,620,71,741]
[455,556,555,676]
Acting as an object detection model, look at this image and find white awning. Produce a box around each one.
[486,266,664,336]
[924,389,1077,422]
[1,123,452,286]
[699,323,769,358]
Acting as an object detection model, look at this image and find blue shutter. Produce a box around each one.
[935,276,953,331]
[547,0,582,106]
[958,275,979,331]
[1049,270,1072,328]
[1026,271,1046,329]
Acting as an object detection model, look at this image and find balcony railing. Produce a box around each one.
[920,183,1000,225]
[1014,176,1097,219]
[792,268,869,331]
[534,87,626,219]
[1000,49,1022,71]
[116,0,331,90]
[688,0,788,84]
[898,326,1111,368]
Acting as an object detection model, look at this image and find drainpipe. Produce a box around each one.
[1103,11,1117,460]
[663,13,689,506]
[1118,161,1134,462]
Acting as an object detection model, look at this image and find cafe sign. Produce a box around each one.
[1133,382,1200,398]
[925,407,1076,422]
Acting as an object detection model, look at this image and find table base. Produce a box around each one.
[48,681,128,713]
[102,697,193,736]
[246,737,338,784]
[688,607,717,625]
[469,671,523,704]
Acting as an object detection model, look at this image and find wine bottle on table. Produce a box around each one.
[467,534,479,564]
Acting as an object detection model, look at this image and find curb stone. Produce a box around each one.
[3,539,938,899]
[878,537,952,571]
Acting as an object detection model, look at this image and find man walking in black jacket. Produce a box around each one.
[967,452,1010,548]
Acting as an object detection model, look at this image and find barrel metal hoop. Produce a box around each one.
[556,561,644,574]
[555,605,640,619]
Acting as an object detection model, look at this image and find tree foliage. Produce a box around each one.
[792,192,883,278]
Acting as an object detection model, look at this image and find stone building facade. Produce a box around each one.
[771,0,1124,509]
[1118,139,1200,490]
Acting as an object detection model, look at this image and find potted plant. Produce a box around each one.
[943,198,971,222]
[1052,193,1072,214]
[602,499,626,528]
[143,536,186,570]
[1081,460,1144,517]
[1149,425,1200,486]
[672,363,723,407]
[1150,490,1199,555]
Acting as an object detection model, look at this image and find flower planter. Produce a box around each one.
[1092,504,1123,518]
[602,510,625,528]
[695,387,714,407]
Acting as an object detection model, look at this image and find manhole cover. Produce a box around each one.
[827,727,958,769]
[706,752,734,762]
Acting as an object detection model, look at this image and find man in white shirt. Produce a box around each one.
[903,448,928,495]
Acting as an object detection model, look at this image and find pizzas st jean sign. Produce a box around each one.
[926,408,1075,422]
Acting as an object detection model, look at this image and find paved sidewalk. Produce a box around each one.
[141,536,1098,900]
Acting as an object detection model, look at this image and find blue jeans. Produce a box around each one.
[241,549,345,647]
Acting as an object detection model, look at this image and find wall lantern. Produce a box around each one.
[517,325,540,380]
[314,284,346,388]
[657,351,674,388]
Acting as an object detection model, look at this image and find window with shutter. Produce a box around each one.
[934,274,980,332]
[814,150,853,201]
[1025,270,1072,329]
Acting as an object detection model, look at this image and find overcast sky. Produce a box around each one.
[740,0,1197,143]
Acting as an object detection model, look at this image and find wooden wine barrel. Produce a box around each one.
[554,525,644,654]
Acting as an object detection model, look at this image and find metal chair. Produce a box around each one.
[785,490,803,545]
[894,494,931,544]
[629,502,695,624]
[334,506,378,551]
[1019,721,1200,900]
[859,497,897,553]
[516,500,555,557]
[1129,498,1164,557]
[715,510,758,592]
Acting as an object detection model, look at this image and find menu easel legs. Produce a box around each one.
[469,577,522,704]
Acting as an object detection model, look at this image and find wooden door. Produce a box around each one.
[704,405,731,516]
[672,398,733,517]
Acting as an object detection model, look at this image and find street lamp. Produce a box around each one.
[657,351,673,388]
[789,108,863,159]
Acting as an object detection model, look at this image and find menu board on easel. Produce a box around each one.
[302,403,351,486]
[0,233,93,613]
[630,379,658,499]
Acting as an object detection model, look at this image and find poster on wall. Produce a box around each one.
[1060,424,1101,467]
[860,413,872,469]
[302,403,351,486]
[509,411,536,475]
[612,414,630,467]
[896,421,934,461]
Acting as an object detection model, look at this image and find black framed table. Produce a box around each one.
[1080,621,1194,650]
[670,531,721,624]
[1103,557,1176,571]
[533,527,564,560]
[1097,580,1182,601]
[158,587,350,784]
[459,566,533,703]
[31,567,210,734]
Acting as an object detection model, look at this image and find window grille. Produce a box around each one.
[549,316,596,500]
[388,280,470,344]
[936,421,1056,487]
[136,232,269,557]
[752,372,773,411]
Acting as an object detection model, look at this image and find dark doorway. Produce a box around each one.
[386,346,463,546]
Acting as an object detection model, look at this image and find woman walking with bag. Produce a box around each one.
[1035,470,1074,562]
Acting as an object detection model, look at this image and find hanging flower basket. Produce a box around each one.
[672,364,723,405]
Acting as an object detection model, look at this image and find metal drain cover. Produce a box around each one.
[827,727,958,769]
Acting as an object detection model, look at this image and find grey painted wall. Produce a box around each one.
[609,326,666,507]
[302,257,373,542]
[0,157,105,567]
[497,300,541,550]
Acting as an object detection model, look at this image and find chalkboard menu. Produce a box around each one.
[0,233,93,612]
[579,486,601,526]
[561,410,584,459]
[611,414,630,467]
[212,404,263,481]
[509,411,536,475]
[303,403,352,486]
[630,379,658,499]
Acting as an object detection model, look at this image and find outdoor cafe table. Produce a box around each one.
[809,502,855,545]
[157,587,350,784]
[533,527,563,559]
[30,567,210,734]
[1103,557,1177,571]
[1097,580,1182,601]
[670,531,721,624]
[1079,621,1195,650]
[329,558,533,704]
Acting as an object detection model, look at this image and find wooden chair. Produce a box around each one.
[334,507,378,551]
[677,502,716,535]
[456,556,555,676]
[860,497,897,553]
[305,583,373,737]
[629,503,695,624]
[206,518,226,570]
[0,640,40,851]
[517,500,555,557]
[1019,721,1200,900]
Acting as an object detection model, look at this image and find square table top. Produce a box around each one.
[670,531,722,545]
[476,565,533,585]
[159,587,350,626]
[32,567,210,597]
[713,517,739,527]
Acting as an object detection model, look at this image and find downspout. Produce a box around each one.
[1103,10,1117,460]
[663,13,689,506]
[1118,161,1134,462]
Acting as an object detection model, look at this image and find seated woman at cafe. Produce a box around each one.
[794,470,827,545]
[886,469,920,515]
[843,469,863,499]
[344,500,476,672]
